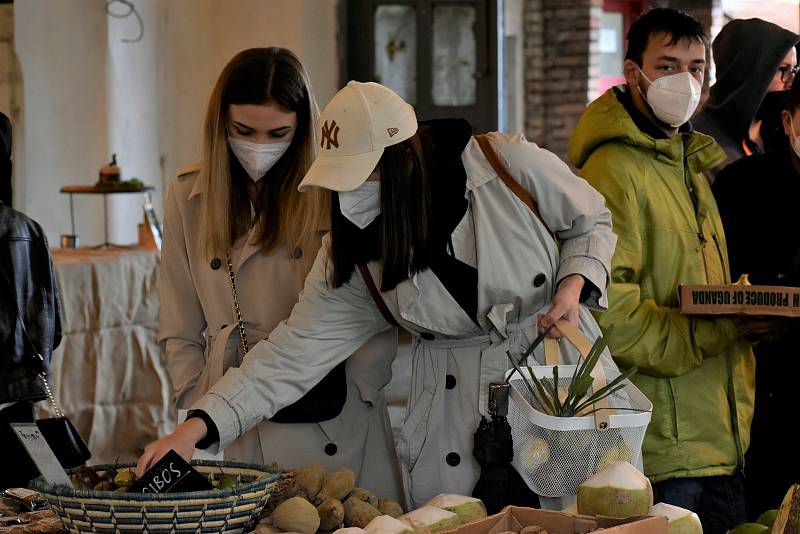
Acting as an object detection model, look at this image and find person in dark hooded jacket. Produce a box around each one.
[694,18,798,181]
[0,114,62,490]
[1,112,11,207]
[713,78,800,521]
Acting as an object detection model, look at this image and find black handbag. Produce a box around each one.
[33,382,92,469]
[225,254,347,424]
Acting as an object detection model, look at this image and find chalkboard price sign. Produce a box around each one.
[129,450,212,494]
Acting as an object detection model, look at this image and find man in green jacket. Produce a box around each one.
[568,8,759,533]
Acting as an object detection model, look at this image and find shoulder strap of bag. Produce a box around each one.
[0,264,63,416]
[474,134,557,243]
[357,264,401,328]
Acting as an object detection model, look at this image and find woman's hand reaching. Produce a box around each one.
[135,418,208,478]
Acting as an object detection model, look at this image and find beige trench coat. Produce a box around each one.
[159,167,402,500]
[193,133,617,507]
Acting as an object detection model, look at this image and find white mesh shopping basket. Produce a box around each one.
[505,320,652,498]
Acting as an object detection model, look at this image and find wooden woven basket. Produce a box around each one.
[31,460,282,533]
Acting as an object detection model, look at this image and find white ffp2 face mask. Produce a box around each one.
[228,137,290,181]
[638,69,702,127]
[338,182,381,229]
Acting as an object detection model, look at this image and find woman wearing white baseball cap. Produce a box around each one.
[140,81,617,507]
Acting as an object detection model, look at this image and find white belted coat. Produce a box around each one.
[192,133,617,507]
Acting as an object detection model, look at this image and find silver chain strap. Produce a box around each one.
[225,253,249,359]
[36,353,63,417]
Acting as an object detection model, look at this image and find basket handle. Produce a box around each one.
[551,319,611,431]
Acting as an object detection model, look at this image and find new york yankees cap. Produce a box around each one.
[298,81,418,192]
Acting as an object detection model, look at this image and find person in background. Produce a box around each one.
[1,112,12,206]
[713,78,800,521]
[0,113,61,489]
[137,80,617,509]
[693,18,798,180]
[158,48,401,499]
[568,8,761,533]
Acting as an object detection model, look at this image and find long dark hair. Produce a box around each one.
[198,47,327,260]
[328,128,434,291]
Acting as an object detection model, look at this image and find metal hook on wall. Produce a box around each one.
[105,0,144,44]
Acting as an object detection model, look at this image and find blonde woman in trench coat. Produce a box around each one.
[141,82,617,508]
[158,50,401,500]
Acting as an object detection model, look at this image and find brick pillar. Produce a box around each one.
[524,0,601,163]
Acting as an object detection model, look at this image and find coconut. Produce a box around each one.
[728,523,769,534]
[649,503,702,534]
[333,529,367,534]
[576,461,653,518]
[364,515,415,534]
[399,506,460,532]
[424,494,487,524]
[377,498,404,518]
[519,436,550,469]
[272,497,321,534]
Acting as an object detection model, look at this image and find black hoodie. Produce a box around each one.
[694,18,798,179]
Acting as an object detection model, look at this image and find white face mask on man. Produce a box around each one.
[338,182,381,229]
[228,137,290,181]
[638,68,702,127]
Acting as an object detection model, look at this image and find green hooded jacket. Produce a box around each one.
[568,87,755,482]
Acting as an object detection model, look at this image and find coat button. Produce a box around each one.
[210,257,222,270]
[324,443,338,456]
[533,273,546,287]
[420,332,435,341]
[292,247,303,260]
[446,452,460,467]
[445,374,456,390]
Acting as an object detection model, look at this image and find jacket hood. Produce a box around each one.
[704,18,798,141]
[569,87,724,171]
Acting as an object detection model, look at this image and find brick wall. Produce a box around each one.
[523,0,602,163]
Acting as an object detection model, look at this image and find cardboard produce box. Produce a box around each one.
[679,283,800,317]
[442,506,666,534]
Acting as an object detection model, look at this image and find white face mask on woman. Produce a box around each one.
[228,137,290,181]
[638,69,702,127]
[338,182,381,229]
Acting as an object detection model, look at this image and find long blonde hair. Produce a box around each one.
[197,47,328,260]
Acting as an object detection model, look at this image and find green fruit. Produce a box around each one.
[756,509,778,528]
[114,469,136,487]
[94,480,116,491]
[114,486,129,493]
[217,474,238,489]
[729,523,769,534]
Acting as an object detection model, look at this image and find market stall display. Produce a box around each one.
[253,465,409,533]
[436,505,665,534]
[30,461,280,533]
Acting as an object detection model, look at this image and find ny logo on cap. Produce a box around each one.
[321,120,340,150]
[387,127,399,138]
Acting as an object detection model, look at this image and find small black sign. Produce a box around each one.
[129,450,212,494]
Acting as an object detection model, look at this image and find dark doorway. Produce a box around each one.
[341,0,499,133]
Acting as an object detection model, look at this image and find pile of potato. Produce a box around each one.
[256,465,404,534]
